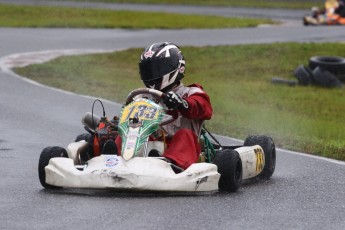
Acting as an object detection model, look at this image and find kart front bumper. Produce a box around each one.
[45,155,220,192]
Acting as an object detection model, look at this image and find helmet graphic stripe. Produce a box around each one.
[155,45,178,57]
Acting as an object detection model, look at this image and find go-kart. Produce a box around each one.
[38,88,276,193]
[303,1,345,26]
[303,11,345,25]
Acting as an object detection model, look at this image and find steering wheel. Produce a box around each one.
[125,88,166,104]
[125,88,175,126]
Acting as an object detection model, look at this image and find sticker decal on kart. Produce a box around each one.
[105,156,121,167]
[255,148,264,172]
[195,176,208,190]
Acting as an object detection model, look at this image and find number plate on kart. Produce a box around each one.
[119,99,162,123]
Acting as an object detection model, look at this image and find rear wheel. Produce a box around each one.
[38,146,68,189]
[244,135,276,179]
[213,149,242,192]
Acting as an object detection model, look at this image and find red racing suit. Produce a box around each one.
[160,83,213,169]
[115,83,213,170]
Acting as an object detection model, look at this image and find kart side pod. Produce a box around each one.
[235,145,265,180]
[67,141,89,165]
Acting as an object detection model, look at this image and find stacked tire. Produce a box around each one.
[293,56,345,88]
[309,56,345,78]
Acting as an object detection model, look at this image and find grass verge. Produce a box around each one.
[0,3,273,28]
[14,42,345,161]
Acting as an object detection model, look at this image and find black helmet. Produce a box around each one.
[139,42,185,92]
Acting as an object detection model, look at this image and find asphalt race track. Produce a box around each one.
[0,1,344,229]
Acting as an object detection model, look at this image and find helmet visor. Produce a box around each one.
[139,58,179,82]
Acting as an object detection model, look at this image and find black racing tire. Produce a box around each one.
[309,56,345,76]
[311,66,343,88]
[293,65,313,86]
[212,149,242,192]
[244,135,276,180]
[38,146,68,189]
[75,133,91,142]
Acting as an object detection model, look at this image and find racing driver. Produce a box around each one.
[115,42,213,170]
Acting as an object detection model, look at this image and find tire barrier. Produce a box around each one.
[293,64,313,86]
[311,66,343,88]
[272,56,344,88]
[309,56,345,75]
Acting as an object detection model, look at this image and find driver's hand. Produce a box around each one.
[163,91,189,111]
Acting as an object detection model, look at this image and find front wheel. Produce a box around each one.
[38,146,68,189]
[244,135,276,179]
[213,149,242,192]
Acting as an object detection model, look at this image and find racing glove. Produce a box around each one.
[163,91,189,111]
